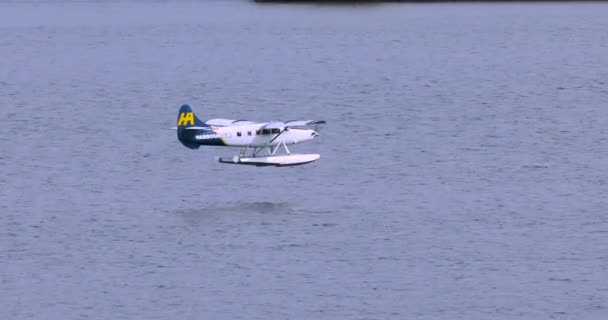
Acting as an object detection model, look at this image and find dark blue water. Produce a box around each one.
[2,1,608,319]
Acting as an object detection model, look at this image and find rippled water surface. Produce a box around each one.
[2,1,608,319]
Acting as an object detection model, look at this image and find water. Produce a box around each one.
[2,1,608,319]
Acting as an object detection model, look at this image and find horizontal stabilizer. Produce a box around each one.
[171,126,210,130]
[184,126,212,130]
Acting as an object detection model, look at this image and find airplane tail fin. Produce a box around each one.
[176,104,209,149]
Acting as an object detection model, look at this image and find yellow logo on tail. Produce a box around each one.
[177,112,194,126]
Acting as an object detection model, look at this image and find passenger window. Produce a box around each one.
[247,131,252,136]
[237,132,241,137]
[262,129,270,135]
[271,128,280,134]
[256,130,260,135]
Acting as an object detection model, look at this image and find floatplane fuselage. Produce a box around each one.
[174,105,325,167]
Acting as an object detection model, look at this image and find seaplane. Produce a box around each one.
[174,104,326,167]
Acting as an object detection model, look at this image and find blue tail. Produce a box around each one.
[176,104,209,149]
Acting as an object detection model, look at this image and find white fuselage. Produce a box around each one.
[196,123,319,148]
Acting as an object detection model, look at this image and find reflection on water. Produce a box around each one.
[175,201,294,216]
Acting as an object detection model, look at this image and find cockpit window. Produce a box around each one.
[271,128,280,134]
[262,129,271,135]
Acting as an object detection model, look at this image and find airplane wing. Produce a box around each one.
[264,122,286,130]
[262,120,326,144]
[263,120,326,130]
[284,120,326,127]
[205,119,256,126]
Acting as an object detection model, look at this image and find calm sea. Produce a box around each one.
[2,1,608,319]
